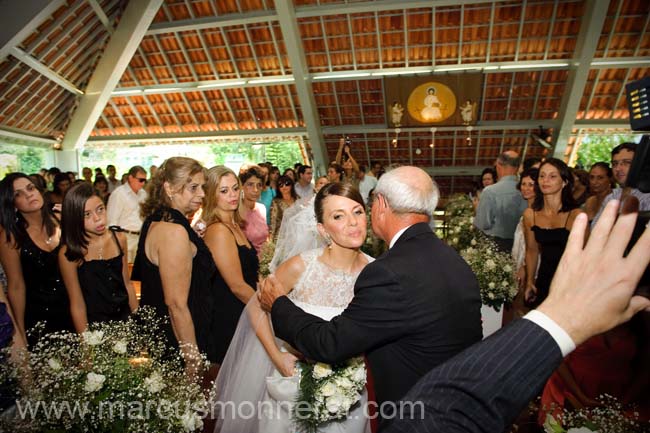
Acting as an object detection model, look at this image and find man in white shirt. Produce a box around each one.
[358,165,377,205]
[294,165,314,200]
[107,165,147,262]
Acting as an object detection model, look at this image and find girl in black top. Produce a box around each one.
[59,183,138,332]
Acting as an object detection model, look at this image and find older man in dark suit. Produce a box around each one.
[259,166,482,409]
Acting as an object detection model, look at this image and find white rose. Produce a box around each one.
[470,239,477,246]
[313,363,333,379]
[112,341,127,354]
[82,330,104,346]
[488,292,495,299]
[84,372,106,393]
[325,394,344,414]
[504,264,512,273]
[485,260,496,270]
[502,280,509,287]
[352,367,366,383]
[488,282,495,289]
[567,428,597,433]
[452,238,458,244]
[334,376,353,389]
[320,382,337,397]
[48,358,62,371]
[180,410,203,432]
[145,371,166,393]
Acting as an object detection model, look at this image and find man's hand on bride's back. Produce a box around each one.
[258,274,289,312]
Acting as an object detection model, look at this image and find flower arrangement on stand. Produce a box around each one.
[0,308,208,433]
[292,357,367,433]
[444,194,517,310]
[461,240,518,311]
[543,394,648,433]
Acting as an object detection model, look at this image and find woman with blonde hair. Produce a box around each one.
[203,165,259,364]
[132,157,217,379]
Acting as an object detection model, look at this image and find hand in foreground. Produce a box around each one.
[538,198,650,346]
[258,274,289,313]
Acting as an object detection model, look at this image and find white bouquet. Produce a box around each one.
[293,357,367,433]
[0,307,208,433]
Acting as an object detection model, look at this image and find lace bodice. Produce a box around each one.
[287,248,372,309]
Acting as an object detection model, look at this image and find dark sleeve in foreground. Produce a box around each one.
[381,319,563,433]
[271,264,411,364]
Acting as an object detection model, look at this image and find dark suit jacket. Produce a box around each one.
[380,318,563,433]
[271,222,483,405]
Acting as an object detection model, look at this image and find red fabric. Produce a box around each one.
[365,357,378,433]
[538,326,642,424]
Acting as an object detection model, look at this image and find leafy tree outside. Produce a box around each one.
[576,134,641,169]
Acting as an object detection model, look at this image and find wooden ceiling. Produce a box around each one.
[0,0,648,195]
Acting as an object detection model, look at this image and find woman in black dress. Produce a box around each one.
[59,183,138,332]
[202,165,259,364]
[0,173,73,346]
[523,159,582,308]
[132,157,217,379]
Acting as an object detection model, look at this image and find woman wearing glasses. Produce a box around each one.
[59,183,138,332]
[269,175,298,241]
[0,173,73,346]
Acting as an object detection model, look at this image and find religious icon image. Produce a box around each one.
[421,87,442,121]
[390,101,405,127]
[407,82,457,124]
[460,99,477,124]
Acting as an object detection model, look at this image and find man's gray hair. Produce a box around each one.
[374,167,439,218]
[496,152,521,168]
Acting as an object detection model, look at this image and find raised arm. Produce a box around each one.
[335,137,345,165]
[204,223,255,304]
[58,246,88,333]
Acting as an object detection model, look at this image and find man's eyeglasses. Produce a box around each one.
[136,177,147,183]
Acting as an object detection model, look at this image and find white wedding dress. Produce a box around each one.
[212,248,372,433]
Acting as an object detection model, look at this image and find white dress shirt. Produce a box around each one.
[107,183,147,232]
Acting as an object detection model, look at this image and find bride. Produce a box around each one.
[211,183,372,433]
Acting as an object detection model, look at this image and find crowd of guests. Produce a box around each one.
[472,143,650,425]
[0,139,647,430]
[0,147,385,400]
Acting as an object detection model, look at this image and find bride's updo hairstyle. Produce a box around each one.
[314,182,364,224]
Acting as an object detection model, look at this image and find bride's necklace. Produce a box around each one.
[322,249,360,274]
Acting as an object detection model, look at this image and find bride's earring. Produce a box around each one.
[325,234,333,249]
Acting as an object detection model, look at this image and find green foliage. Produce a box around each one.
[208,141,303,170]
[0,143,49,177]
[263,142,303,171]
[16,147,44,174]
[576,134,640,169]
